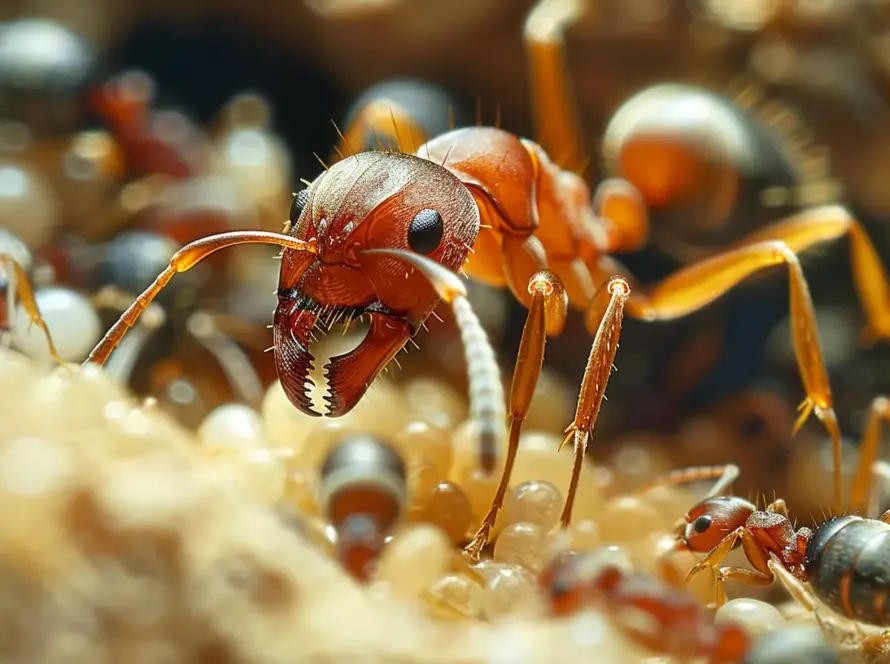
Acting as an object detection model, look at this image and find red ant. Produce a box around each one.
[540,547,750,664]
[679,395,890,628]
[81,0,890,545]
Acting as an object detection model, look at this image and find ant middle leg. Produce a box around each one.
[591,239,843,512]
[848,396,890,514]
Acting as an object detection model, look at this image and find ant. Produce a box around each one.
[680,395,890,629]
[540,547,750,664]
[79,0,890,551]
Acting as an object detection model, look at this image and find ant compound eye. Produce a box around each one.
[407,208,443,255]
[289,189,310,225]
[693,515,713,534]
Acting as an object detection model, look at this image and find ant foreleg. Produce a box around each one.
[592,240,842,512]
[464,270,567,561]
[713,567,773,608]
[523,0,588,176]
[849,396,890,514]
[0,254,67,368]
[559,276,629,527]
[86,231,317,366]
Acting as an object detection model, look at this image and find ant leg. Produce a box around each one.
[523,0,588,176]
[0,255,66,368]
[849,396,890,514]
[464,271,568,561]
[559,276,630,527]
[686,528,743,588]
[768,557,818,612]
[86,231,317,366]
[871,461,890,519]
[714,567,773,607]
[592,240,843,512]
[729,206,890,345]
[330,99,430,164]
[640,464,740,499]
[765,499,789,517]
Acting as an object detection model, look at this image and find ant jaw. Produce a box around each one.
[273,298,411,417]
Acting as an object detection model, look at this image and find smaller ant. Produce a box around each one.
[540,547,750,664]
[680,396,890,628]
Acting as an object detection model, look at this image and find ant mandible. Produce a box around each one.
[83,0,890,551]
[679,395,890,629]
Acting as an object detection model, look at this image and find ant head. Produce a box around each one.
[681,496,754,552]
[274,151,479,417]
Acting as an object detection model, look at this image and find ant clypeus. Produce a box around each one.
[679,395,890,629]
[72,0,890,558]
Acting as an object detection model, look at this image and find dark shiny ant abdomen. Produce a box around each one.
[804,515,890,626]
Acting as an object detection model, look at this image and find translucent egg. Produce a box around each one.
[377,524,451,600]
[403,377,466,429]
[394,419,453,475]
[480,562,541,620]
[198,403,267,449]
[412,480,471,544]
[12,288,101,363]
[504,480,562,531]
[598,495,662,544]
[715,598,786,638]
[494,522,548,573]
[428,572,484,619]
[0,162,60,248]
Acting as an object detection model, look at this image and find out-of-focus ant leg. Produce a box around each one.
[849,396,890,514]
[0,255,67,368]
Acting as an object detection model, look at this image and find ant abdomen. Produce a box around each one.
[804,515,890,626]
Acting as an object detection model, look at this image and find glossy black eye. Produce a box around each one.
[289,189,310,225]
[407,208,443,254]
[693,515,713,534]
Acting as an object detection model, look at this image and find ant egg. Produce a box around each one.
[402,377,467,429]
[377,523,451,600]
[408,458,441,508]
[563,519,602,552]
[480,563,541,620]
[715,598,786,639]
[319,435,407,582]
[394,419,453,475]
[523,369,574,433]
[217,447,287,504]
[598,495,661,543]
[510,432,604,522]
[494,522,548,573]
[743,625,839,664]
[504,480,563,531]
[198,403,267,450]
[12,287,100,363]
[412,480,471,544]
[0,161,61,248]
[427,572,484,620]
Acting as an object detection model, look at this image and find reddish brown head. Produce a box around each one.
[275,151,479,416]
[681,496,755,552]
